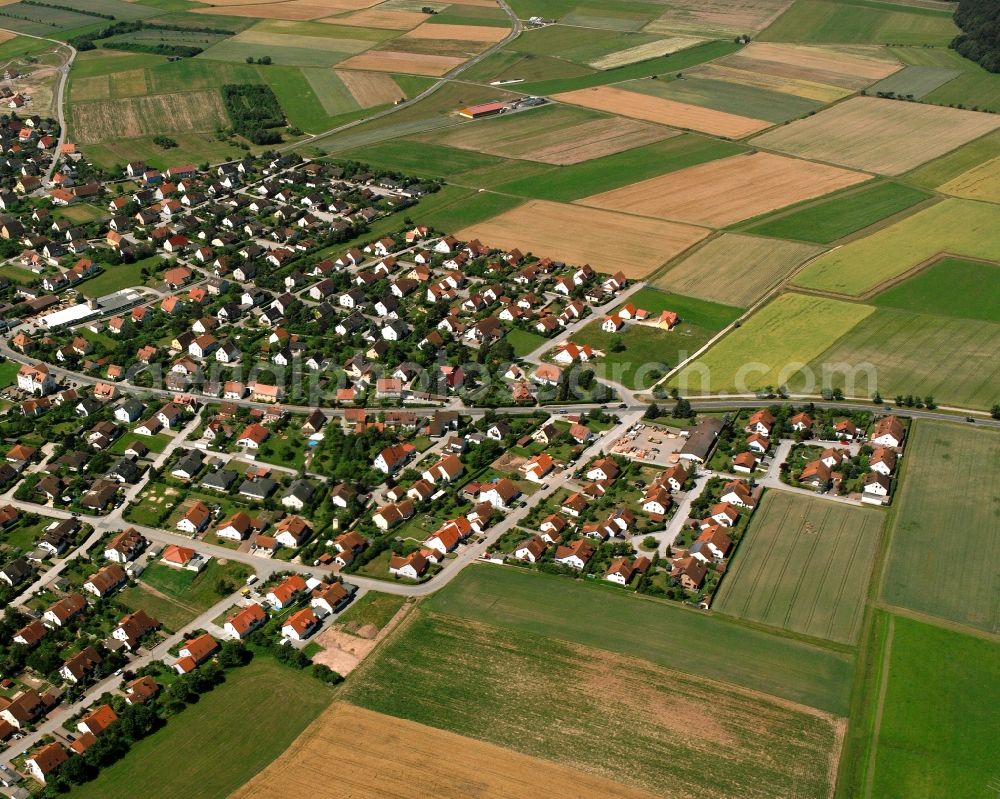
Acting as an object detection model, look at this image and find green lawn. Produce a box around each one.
[506,327,548,358]
[0,361,19,390]
[893,46,1000,114]
[78,261,149,298]
[744,182,931,244]
[865,616,1000,798]
[117,581,200,631]
[343,608,843,799]
[714,491,884,644]
[335,591,406,633]
[494,134,746,202]
[340,140,507,180]
[872,257,1000,323]
[141,560,253,613]
[424,565,854,714]
[69,657,332,799]
[880,422,1000,632]
[759,0,957,46]
[793,199,1000,296]
[110,432,172,455]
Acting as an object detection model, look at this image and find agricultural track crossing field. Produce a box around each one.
[578,151,870,228]
[668,293,875,395]
[456,199,710,278]
[880,421,1000,632]
[714,491,884,644]
[751,96,1000,175]
[656,234,824,306]
[342,610,844,799]
[793,199,1000,295]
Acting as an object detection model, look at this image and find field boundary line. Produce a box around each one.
[872,601,1000,642]
[861,615,894,799]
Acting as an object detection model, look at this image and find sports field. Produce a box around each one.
[793,199,1000,295]
[669,293,875,395]
[714,491,884,644]
[864,617,1000,799]
[426,105,677,165]
[578,151,869,228]
[554,85,772,138]
[424,565,854,714]
[234,702,662,799]
[871,257,1000,323]
[744,182,931,244]
[880,422,1000,631]
[456,199,710,277]
[758,0,958,46]
[70,658,332,799]
[752,96,1000,175]
[656,234,823,307]
[343,610,844,799]
[716,41,901,90]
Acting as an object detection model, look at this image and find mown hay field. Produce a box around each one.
[690,63,851,103]
[745,181,930,244]
[428,104,677,165]
[579,151,869,228]
[714,491,884,644]
[589,35,703,69]
[341,610,845,799]
[801,302,1000,405]
[337,48,464,75]
[793,199,1000,295]
[424,565,854,715]
[752,96,1000,175]
[457,199,710,277]
[554,84,772,138]
[656,233,823,307]
[669,293,875,395]
[938,155,1000,203]
[881,422,1000,632]
[70,90,228,142]
[232,702,663,799]
[643,0,794,37]
[716,41,901,90]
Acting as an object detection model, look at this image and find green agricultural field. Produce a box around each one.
[0,34,55,61]
[657,233,823,307]
[759,0,958,45]
[69,658,333,799]
[494,134,746,202]
[414,188,525,231]
[861,617,1000,799]
[259,65,368,132]
[516,39,742,95]
[573,289,742,389]
[872,257,1000,323]
[462,49,596,85]
[905,128,1000,189]
[82,133,247,171]
[880,422,1000,631]
[335,591,407,633]
[793,199,1000,295]
[504,23,662,66]
[714,491,884,644]
[744,182,931,244]
[669,293,874,396]
[424,565,854,714]
[868,65,963,99]
[622,75,823,123]
[339,139,506,179]
[894,45,1000,113]
[798,308,1000,408]
[345,611,843,799]
[301,67,359,116]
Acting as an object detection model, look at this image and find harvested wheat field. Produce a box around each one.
[432,108,677,164]
[753,96,1000,175]
[71,91,228,143]
[337,49,464,75]
[938,155,1000,203]
[554,85,771,138]
[336,69,403,107]
[195,0,377,19]
[691,63,851,103]
[403,22,509,42]
[323,7,426,28]
[458,200,709,276]
[718,42,901,90]
[658,234,824,307]
[645,0,793,36]
[579,152,869,228]
[231,703,662,799]
[590,36,704,69]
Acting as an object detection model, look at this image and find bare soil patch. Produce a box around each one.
[554,85,771,138]
[337,49,464,75]
[578,151,870,227]
[457,199,709,277]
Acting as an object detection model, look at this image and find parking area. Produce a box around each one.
[608,422,686,466]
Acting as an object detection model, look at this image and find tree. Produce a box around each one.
[991,403,1000,420]
[609,336,626,353]
[245,55,253,63]
[644,403,659,420]
[642,536,658,550]
[924,395,936,410]
[872,391,882,404]
[672,397,693,419]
